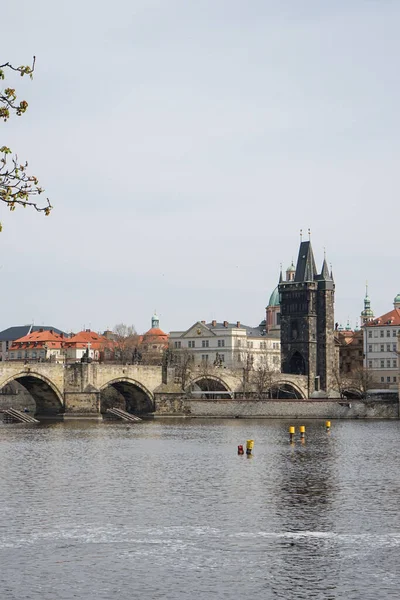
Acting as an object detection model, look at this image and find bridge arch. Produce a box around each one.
[188,375,232,399]
[0,372,64,416]
[270,379,306,400]
[100,377,154,414]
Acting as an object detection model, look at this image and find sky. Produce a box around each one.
[1,0,399,335]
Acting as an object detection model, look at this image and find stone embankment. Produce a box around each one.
[154,396,399,419]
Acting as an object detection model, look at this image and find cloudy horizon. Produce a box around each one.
[1,1,399,335]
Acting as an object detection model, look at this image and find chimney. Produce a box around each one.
[201,321,205,324]
[212,320,216,327]
[223,321,228,328]
[49,329,53,334]
[236,321,240,328]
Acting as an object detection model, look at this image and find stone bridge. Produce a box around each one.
[0,362,310,417]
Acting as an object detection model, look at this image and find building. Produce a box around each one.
[0,325,66,361]
[140,313,169,364]
[169,320,280,371]
[63,329,109,363]
[335,323,364,375]
[278,238,337,396]
[363,294,400,389]
[8,329,68,362]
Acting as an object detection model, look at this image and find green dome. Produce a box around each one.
[286,262,295,273]
[394,294,400,304]
[268,286,280,307]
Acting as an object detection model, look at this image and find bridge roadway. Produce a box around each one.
[0,362,309,417]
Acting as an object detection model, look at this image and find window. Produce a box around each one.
[368,360,373,368]
[368,344,372,352]
[393,360,397,368]
[188,341,195,348]
[394,377,397,383]
[201,355,208,363]
[247,342,253,349]
[273,342,279,349]
[220,354,225,362]
[202,340,209,348]
[387,377,391,383]
[368,331,372,338]
[387,360,391,368]
[32,351,37,359]
[380,330,384,337]
[381,377,384,382]
[387,330,391,337]
[380,345,384,352]
[174,341,181,349]
[260,341,266,350]
[381,360,384,368]
[393,344,397,352]
[387,344,391,352]
[17,352,21,359]
[393,330,397,337]
[218,339,225,347]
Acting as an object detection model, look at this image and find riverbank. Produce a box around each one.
[154,397,400,419]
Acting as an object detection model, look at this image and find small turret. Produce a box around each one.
[361,283,374,324]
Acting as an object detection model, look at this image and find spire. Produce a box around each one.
[279,263,283,283]
[330,263,334,281]
[320,257,330,280]
[294,241,317,282]
[361,281,374,323]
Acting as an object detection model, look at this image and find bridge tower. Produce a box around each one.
[278,238,335,396]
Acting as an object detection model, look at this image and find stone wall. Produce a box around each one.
[154,397,399,419]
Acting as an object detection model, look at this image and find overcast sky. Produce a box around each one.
[1,0,399,335]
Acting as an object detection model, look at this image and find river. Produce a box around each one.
[0,418,399,599]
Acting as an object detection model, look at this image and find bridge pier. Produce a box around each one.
[63,363,101,419]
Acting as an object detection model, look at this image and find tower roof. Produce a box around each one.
[294,241,317,282]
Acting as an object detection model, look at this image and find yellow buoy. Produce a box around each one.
[325,420,331,431]
[299,425,305,439]
[246,439,254,455]
[289,426,295,434]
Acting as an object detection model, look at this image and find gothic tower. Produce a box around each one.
[278,239,335,396]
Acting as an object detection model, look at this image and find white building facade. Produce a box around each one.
[363,295,400,389]
[169,320,280,371]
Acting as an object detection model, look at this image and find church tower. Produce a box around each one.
[278,238,335,396]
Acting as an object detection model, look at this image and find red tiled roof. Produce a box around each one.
[64,330,108,350]
[365,308,400,327]
[142,327,169,341]
[10,330,65,351]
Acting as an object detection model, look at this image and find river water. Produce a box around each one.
[0,418,399,600]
